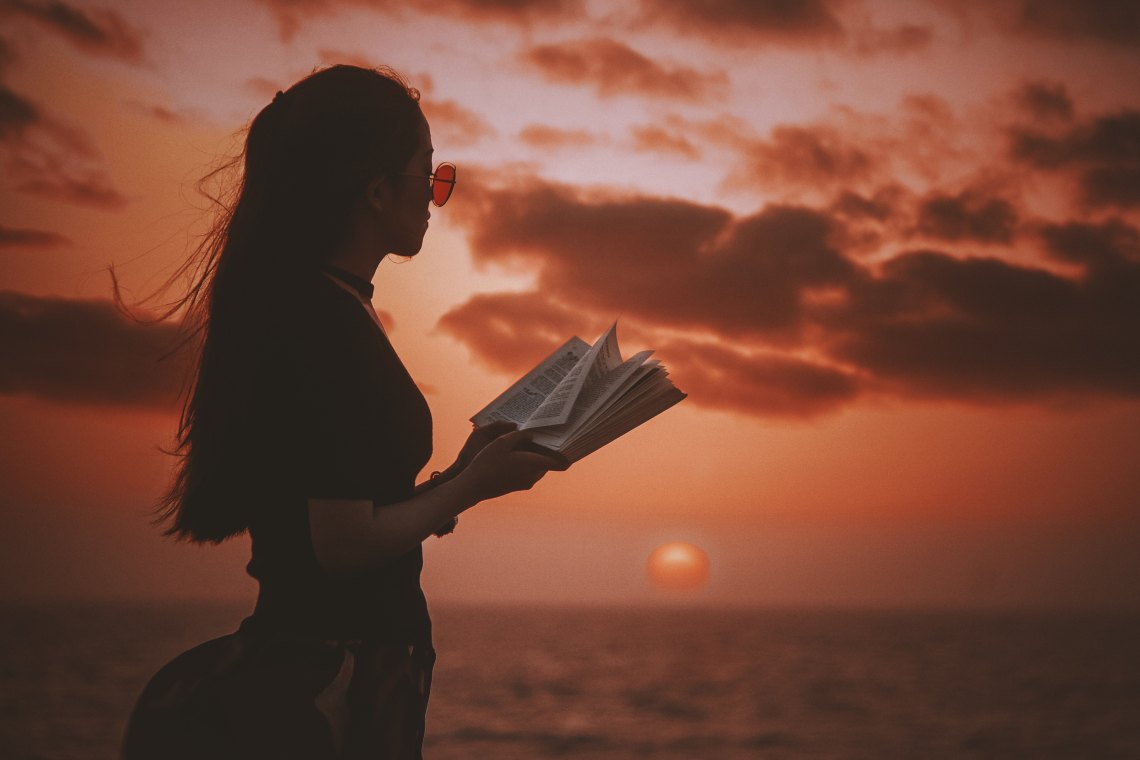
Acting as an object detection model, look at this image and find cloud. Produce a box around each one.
[914,188,1019,244]
[1010,109,1140,208]
[830,188,897,223]
[120,98,206,127]
[438,291,586,373]
[518,124,599,150]
[637,0,845,45]
[245,76,281,101]
[852,23,934,56]
[442,172,1140,417]
[828,247,1140,401]
[655,338,860,417]
[1038,217,1140,269]
[0,82,37,138]
[0,223,70,248]
[519,38,728,101]
[0,84,127,209]
[421,98,496,148]
[5,148,128,208]
[453,173,855,341]
[316,48,386,72]
[629,125,699,159]
[729,123,880,195]
[256,0,584,40]
[0,0,145,63]
[1015,81,1074,122]
[1012,0,1140,46]
[0,291,187,408]
[0,36,15,72]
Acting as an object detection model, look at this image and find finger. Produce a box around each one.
[495,429,536,449]
[509,451,566,471]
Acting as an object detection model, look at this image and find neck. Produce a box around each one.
[325,246,382,283]
[327,200,389,281]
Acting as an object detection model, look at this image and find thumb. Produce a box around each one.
[476,420,518,438]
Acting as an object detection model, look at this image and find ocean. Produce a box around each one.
[1,602,1137,759]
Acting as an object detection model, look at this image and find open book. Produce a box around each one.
[471,323,686,465]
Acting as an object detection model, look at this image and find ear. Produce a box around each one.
[365,176,389,215]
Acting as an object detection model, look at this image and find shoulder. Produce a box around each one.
[281,275,381,377]
[286,275,370,343]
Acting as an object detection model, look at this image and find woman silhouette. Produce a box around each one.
[122,64,562,759]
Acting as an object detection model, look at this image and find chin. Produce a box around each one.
[389,237,426,258]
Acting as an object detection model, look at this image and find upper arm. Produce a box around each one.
[308,497,374,579]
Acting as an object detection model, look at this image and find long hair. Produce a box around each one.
[157,65,423,543]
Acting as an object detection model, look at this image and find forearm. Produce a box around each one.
[412,463,462,496]
[309,474,478,578]
[310,428,558,579]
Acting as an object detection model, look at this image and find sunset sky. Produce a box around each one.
[1,0,1138,610]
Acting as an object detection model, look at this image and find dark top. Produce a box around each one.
[243,272,433,643]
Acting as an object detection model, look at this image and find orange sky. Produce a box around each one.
[1,0,1139,610]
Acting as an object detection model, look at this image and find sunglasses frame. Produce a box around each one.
[398,161,456,207]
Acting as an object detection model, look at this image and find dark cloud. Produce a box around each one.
[0,223,70,248]
[438,291,587,373]
[438,292,859,418]
[1011,110,1140,208]
[1012,110,1140,166]
[256,0,584,40]
[519,38,728,101]
[656,338,859,417]
[914,188,1019,244]
[0,291,187,408]
[1080,167,1140,209]
[0,35,15,72]
[452,175,858,340]
[731,123,879,195]
[1015,81,1074,122]
[1038,218,1140,269]
[518,124,599,150]
[442,173,1140,417]
[1013,0,1140,45]
[0,0,145,62]
[829,248,1140,400]
[0,83,37,139]
[638,0,845,45]
[0,84,126,209]
[454,173,856,340]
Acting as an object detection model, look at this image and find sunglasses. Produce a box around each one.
[399,162,457,207]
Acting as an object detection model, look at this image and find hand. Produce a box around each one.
[447,421,519,477]
[457,429,566,503]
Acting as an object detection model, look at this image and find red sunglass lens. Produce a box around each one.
[433,163,455,206]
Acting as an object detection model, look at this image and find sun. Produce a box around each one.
[647,541,710,591]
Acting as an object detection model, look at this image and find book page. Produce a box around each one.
[528,349,654,449]
[559,384,686,463]
[470,337,591,426]
[520,322,622,429]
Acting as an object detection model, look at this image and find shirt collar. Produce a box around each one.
[321,264,374,300]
